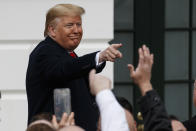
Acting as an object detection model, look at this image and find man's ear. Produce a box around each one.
[48,25,56,37]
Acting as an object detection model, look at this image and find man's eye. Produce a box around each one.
[77,23,81,27]
[65,24,73,28]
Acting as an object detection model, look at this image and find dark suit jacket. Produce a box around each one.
[183,115,196,131]
[26,36,106,131]
[138,90,172,131]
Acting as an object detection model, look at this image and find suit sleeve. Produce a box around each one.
[36,45,105,82]
[183,116,196,131]
[138,90,172,131]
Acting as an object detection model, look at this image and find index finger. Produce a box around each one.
[59,113,68,126]
[111,43,122,49]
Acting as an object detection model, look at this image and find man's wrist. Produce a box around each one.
[139,82,153,96]
[98,52,105,63]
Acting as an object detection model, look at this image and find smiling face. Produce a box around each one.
[49,15,83,51]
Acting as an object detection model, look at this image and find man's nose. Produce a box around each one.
[73,24,79,33]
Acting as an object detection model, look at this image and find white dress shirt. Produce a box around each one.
[96,89,129,131]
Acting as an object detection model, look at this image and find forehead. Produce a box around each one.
[59,15,82,23]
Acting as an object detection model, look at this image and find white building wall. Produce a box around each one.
[0,0,114,130]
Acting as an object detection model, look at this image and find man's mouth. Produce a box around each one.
[69,35,80,39]
[70,37,79,39]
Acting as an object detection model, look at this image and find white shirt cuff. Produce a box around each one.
[96,52,104,67]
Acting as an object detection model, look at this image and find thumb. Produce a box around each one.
[127,64,134,74]
[112,43,122,49]
[52,115,58,129]
[68,112,74,123]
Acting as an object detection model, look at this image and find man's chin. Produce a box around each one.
[73,39,80,44]
[69,44,80,51]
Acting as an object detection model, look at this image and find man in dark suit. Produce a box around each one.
[26,4,122,131]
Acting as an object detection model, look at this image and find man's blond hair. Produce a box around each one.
[44,4,85,37]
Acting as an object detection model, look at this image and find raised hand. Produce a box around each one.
[89,69,111,95]
[52,112,75,129]
[128,45,154,96]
